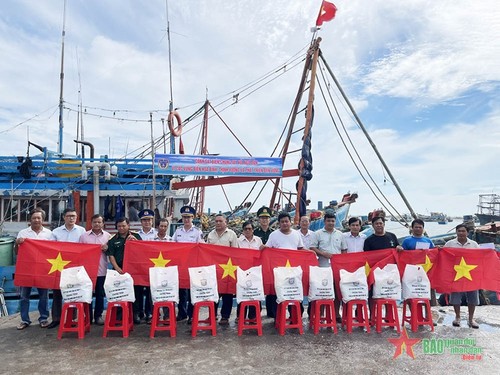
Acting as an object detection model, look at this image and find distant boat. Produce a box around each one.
[438,220,447,225]
[476,194,500,225]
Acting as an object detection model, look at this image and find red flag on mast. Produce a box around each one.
[316,1,337,26]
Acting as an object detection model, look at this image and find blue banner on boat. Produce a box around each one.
[154,154,283,177]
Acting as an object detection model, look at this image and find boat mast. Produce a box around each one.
[269,39,319,211]
[57,0,67,154]
[294,38,321,224]
[319,51,419,220]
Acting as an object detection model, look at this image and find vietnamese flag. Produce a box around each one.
[195,244,262,294]
[331,249,395,298]
[260,248,318,295]
[429,248,500,293]
[316,1,337,26]
[396,249,439,279]
[123,241,196,287]
[14,239,101,289]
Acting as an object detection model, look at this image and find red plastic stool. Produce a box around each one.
[237,300,263,336]
[309,299,338,335]
[191,301,217,337]
[341,299,370,333]
[57,302,91,339]
[103,301,134,338]
[370,298,401,333]
[402,298,434,332]
[150,301,177,338]
[275,300,303,336]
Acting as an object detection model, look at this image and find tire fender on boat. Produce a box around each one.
[168,110,182,137]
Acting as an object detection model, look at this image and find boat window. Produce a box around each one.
[35,199,50,222]
[4,198,19,222]
[20,199,35,222]
[51,200,65,224]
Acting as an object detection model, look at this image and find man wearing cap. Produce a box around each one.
[363,216,402,251]
[206,214,239,325]
[254,206,275,316]
[135,209,157,324]
[254,206,273,245]
[172,205,204,323]
[310,210,347,321]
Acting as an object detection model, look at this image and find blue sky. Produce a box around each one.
[1,0,499,221]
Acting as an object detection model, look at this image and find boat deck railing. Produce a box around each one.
[0,154,171,190]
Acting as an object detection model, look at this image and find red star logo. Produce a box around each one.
[387,327,421,359]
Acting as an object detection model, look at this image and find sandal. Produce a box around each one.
[17,322,29,330]
[452,319,460,327]
[468,320,479,329]
[39,321,50,328]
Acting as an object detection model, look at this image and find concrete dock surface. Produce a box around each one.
[1,305,499,375]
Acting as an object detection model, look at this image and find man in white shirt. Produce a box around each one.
[265,212,304,318]
[298,215,314,250]
[445,224,481,329]
[172,206,204,323]
[47,208,86,329]
[238,221,263,250]
[310,210,347,320]
[343,217,366,253]
[79,214,112,325]
[15,208,53,330]
[207,214,239,325]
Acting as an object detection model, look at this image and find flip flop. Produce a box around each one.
[17,322,29,330]
[452,319,460,327]
[468,320,479,329]
[39,321,50,328]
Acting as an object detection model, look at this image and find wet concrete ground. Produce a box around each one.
[1,305,499,374]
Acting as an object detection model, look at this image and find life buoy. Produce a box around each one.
[168,110,182,137]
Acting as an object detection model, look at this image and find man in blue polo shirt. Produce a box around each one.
[401,219,435,250]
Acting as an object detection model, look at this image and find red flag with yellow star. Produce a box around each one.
[123,241,196,287]
[260,248,318,295]
[196,244,261,294]
[429,248,500,293]
[14,239,101,289]
[396,249,439,278]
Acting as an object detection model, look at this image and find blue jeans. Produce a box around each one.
[92,276,106,322]
[20,287,49,325]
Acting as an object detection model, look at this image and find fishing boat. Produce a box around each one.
[476,194,500,225]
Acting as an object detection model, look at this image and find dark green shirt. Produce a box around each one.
[254,227,273,245]
[106,231,141,268]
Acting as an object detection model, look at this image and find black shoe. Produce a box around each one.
[133,315,141,324]
[187,318,192,325]
[47,321,60,329]
[146,315,152,325]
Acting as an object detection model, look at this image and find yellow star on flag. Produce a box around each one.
[150,252,171,267]
[219,258,238,279]
[364,261,371,277]
[47,252,71,274]
[285,259,292,267]
[419,255,434,273]
[454,257,477,281]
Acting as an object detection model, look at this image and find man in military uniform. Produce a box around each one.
[172,206,204,323]
[106,217,142,323]
[253,207,276,317]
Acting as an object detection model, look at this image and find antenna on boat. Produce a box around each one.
[57,0,67,154]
